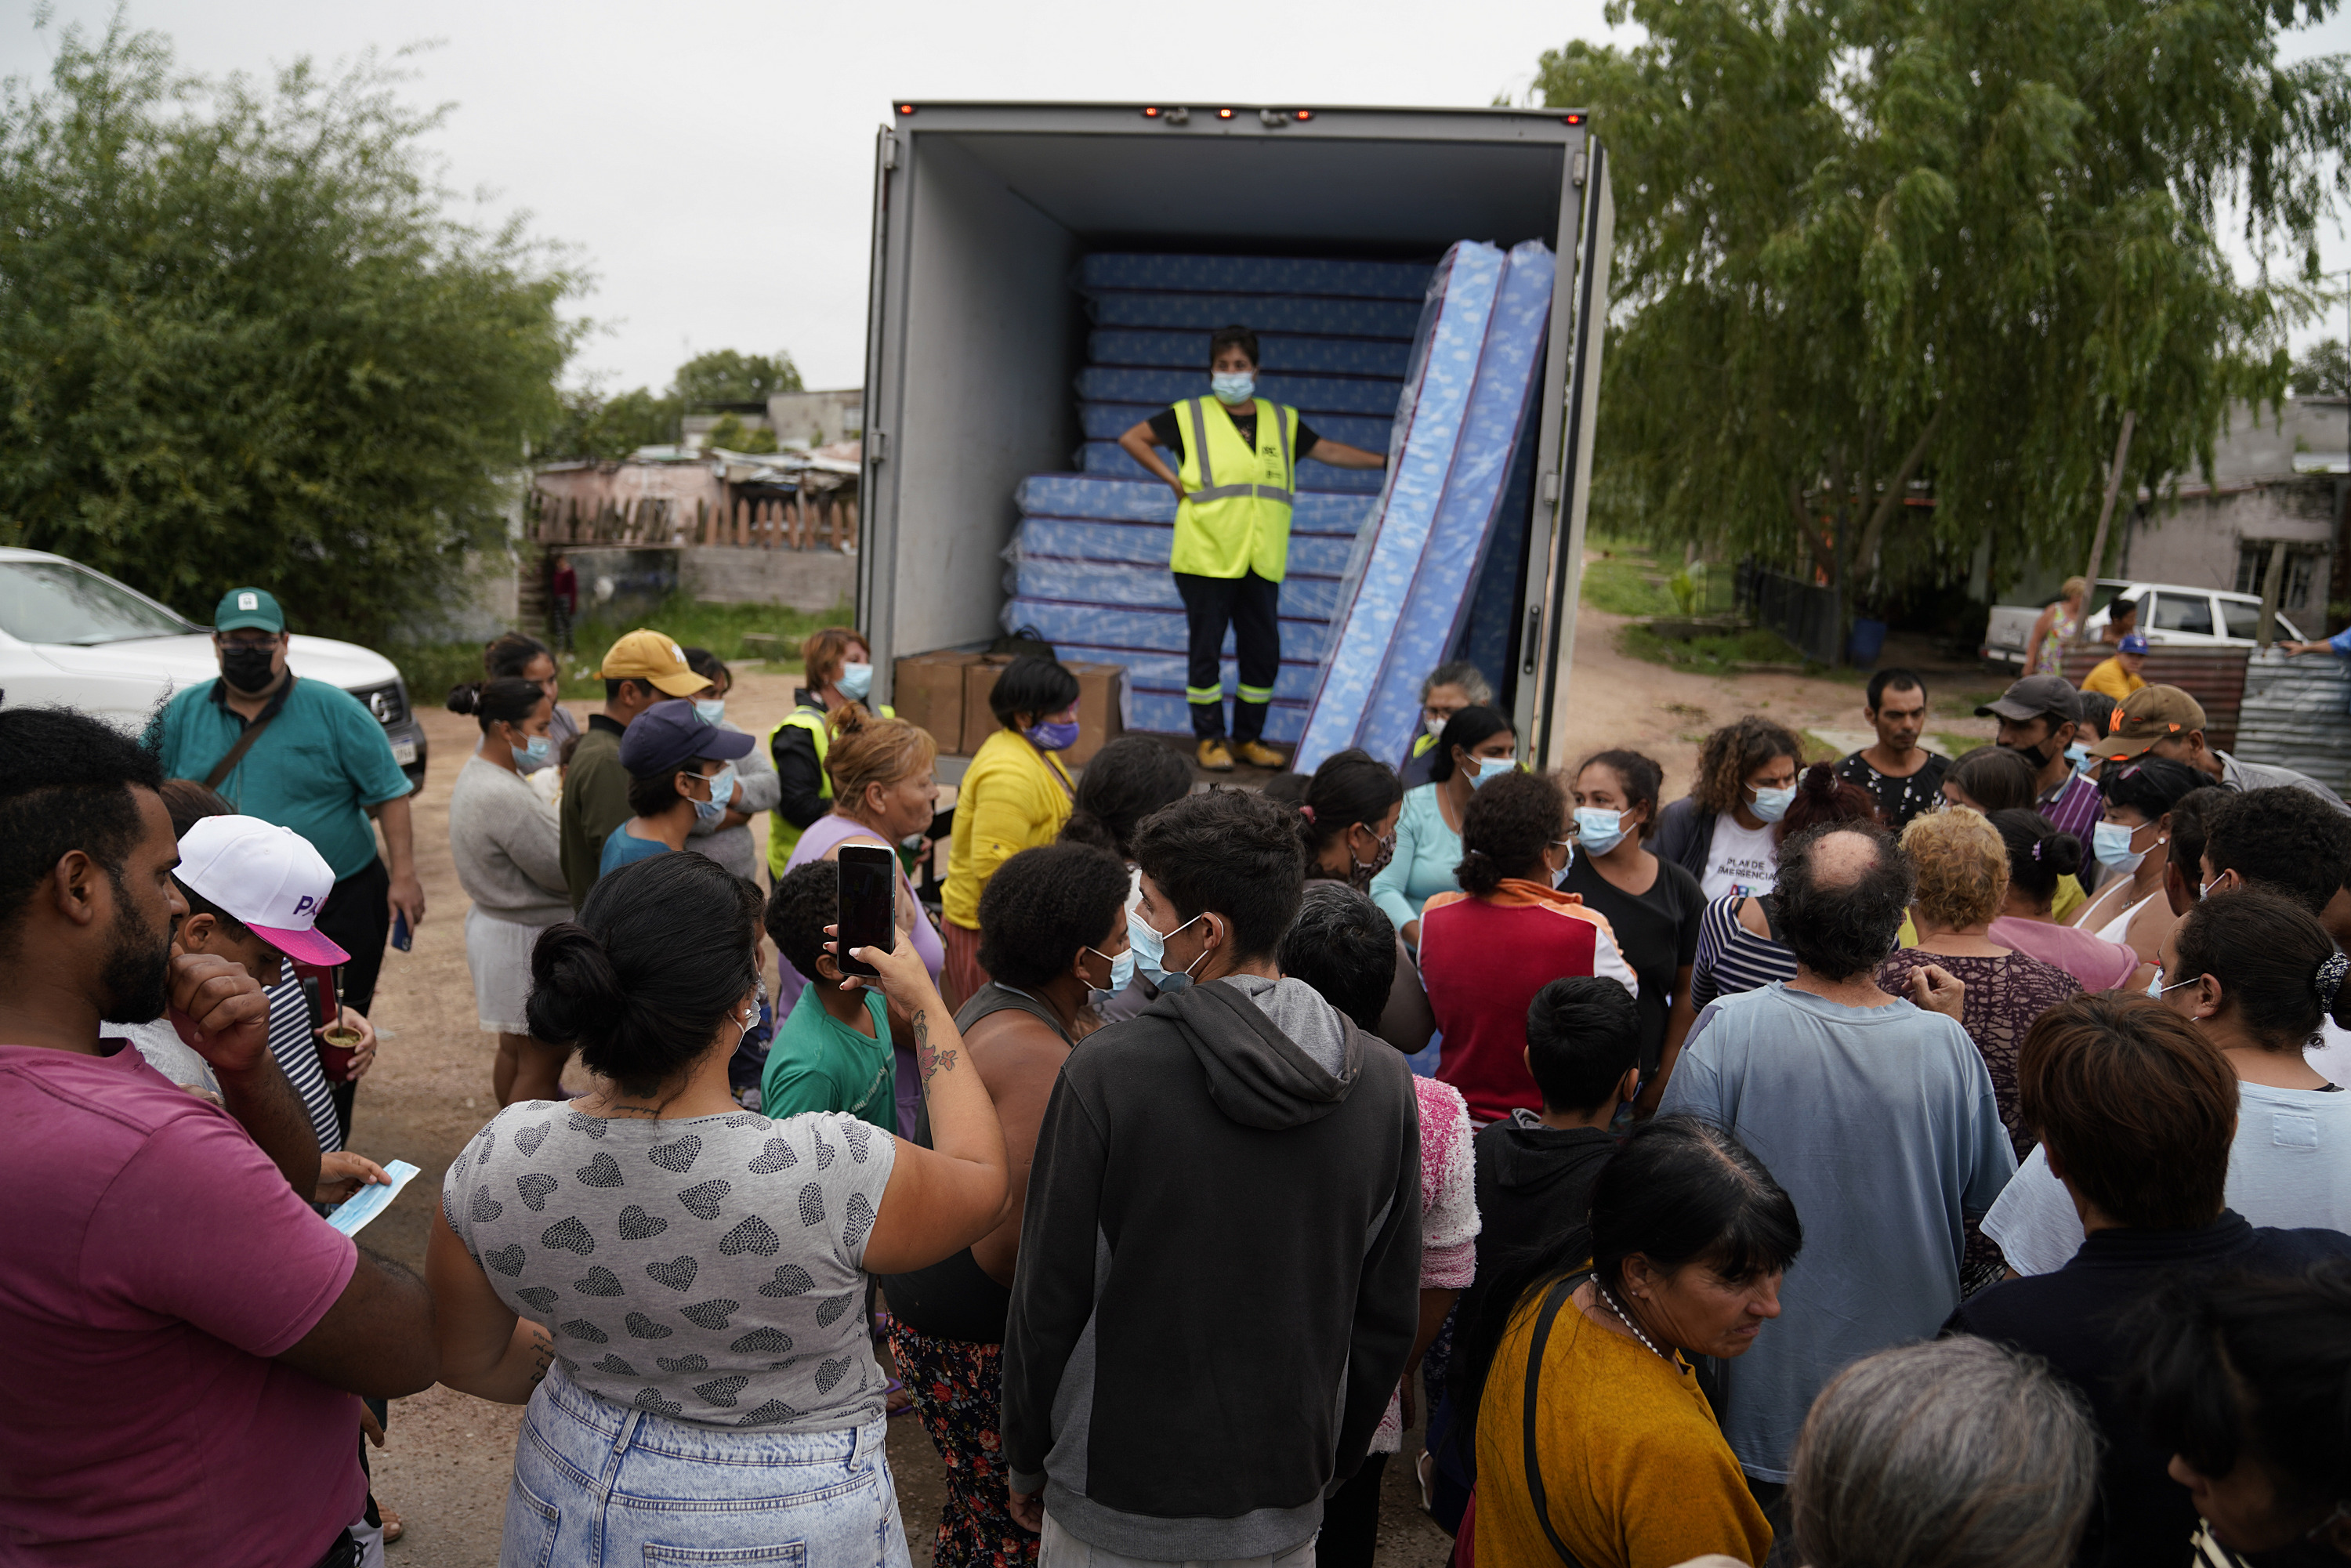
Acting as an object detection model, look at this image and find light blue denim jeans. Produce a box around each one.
[502,1365,911,1568]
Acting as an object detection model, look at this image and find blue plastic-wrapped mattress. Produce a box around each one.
[1074,254,1435,298]
[1079,403,1393,451]
[1089,330,1413,379]
[1291,240,1556,770]
[1077,440,1385,494]
[1075,368,1401,418]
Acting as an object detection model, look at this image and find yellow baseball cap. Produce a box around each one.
[600,629,710,697]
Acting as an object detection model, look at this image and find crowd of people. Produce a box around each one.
[9,593,2351,1568]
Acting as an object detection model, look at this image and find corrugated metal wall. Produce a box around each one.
[2235,649,2351,794]
[2059,646,2248,753]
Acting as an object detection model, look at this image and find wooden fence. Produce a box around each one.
[529,489,860,552]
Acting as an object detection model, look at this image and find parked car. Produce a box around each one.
[1982,578,2309,668]
[0,547,429,788]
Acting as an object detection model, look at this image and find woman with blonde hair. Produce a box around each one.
[776,704,944,1027]
[768,624,887,874]
[1878,805,2081,1289]
[2027,576,2088,677]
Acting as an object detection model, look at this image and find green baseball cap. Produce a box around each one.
[213,587,285,634]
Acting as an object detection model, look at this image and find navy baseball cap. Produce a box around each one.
[618,699,755,777]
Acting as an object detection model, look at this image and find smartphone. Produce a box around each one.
[835,845,897,979]
[391,909,412,952]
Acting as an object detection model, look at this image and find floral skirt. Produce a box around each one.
[886,1322,1038,1568]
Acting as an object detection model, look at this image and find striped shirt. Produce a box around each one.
[2036,772,2103,846]
[264,978,342,1155]
[1691,893,1797,1009]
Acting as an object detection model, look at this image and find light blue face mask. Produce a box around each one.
[2147,967,2198,1001]
[1211,371,1255,405]
[694,698,726,726]
[2092,820,2146,872]
[1085,943,1132,998]
[1129,907,1204,990]
[1470,755,1516,789]
[1574,806,1626,857]
[837,662,874,701]
[510,733,552,767]
[692,762,737,827]
[1749,783,1797,823]
[2064,741,2091,772]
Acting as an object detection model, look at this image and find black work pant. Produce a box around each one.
[313,856,392,1142]
[1175,569,1281,741]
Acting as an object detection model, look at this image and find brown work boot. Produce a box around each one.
[1236,740,1287,770]
[1197,737,1235,773]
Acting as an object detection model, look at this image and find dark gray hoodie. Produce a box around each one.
[1002,973,1422,1559]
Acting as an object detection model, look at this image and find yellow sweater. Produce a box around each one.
[2081,657,2146,702]
[1476,1287,1770,1568]
[943,726,1074,930]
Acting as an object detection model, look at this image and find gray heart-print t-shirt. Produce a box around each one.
[443,1102,897,1430]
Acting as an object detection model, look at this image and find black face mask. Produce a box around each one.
[2003,733,2063,771]
[220,644,278,693]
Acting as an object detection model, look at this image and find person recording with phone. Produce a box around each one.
[428,852,1011,1564]
[596,700,756,881]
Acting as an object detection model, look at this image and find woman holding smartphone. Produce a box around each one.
[429,852,1011,1566]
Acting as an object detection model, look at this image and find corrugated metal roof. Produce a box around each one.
[2235,649,2351,794]
[2060,646,2249,753]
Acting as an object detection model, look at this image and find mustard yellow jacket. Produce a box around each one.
[943,726,1074,930]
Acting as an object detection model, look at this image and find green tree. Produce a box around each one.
[0,20,581,643]
[675,349,802,406]
[2291,339,2351,397]
[542,385,683,461]
[1538,0,2351,599]
[701,412,778,454]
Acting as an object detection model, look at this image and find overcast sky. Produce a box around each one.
[4,0,2348,396]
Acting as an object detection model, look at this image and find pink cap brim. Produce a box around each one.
[250,922,351,967]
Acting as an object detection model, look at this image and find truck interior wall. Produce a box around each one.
[873,135,1081,671]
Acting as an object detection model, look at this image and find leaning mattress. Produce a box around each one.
[1295,239,1556,772]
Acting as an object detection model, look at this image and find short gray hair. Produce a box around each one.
[1420,661,1493,708]
[1793,1338,2100,1568]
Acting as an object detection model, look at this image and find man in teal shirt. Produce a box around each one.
[759,860,900,1132]
[147,587,420,1028]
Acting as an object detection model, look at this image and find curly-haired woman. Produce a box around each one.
[1418,770,1638,1122]
[1653,716,1805,901]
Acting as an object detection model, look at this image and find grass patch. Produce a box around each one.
[1616,621,1818,676]
[1581,535,1682,618]
[386,595,855,704]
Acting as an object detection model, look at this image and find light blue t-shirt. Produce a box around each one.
[1369,784,1462,934]
[1657,982,2016,1482]
[598,824,673,878]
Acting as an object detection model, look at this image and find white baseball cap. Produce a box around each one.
[176,816,350,966]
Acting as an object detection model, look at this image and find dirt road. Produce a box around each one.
[349,604,1990,1563]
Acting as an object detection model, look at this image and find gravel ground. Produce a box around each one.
[345,603,1922,1563]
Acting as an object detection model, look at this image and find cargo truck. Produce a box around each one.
[854,100,1612,764]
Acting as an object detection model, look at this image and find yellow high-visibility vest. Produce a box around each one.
[764,701,895,877]
[1170,397,1298,583]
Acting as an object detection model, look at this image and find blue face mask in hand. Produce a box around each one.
[692,762,737,827]
[510,733,552,767]
[837,662,874,701]
[1211,371,1255,406]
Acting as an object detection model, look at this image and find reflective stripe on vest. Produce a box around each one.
[1171,397,1297,582]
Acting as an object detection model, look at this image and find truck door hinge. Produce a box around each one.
[870,430,889,462]
[1541,472,1562,505]
[880,130,898,170]
[1571,150,1586,187]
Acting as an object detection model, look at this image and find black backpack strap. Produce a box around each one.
[1520,1270,1593,1567]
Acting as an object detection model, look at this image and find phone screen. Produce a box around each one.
[836,846,896,978]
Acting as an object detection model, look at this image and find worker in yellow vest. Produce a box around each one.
[1117,324,1386,771]
[766,625,894,876]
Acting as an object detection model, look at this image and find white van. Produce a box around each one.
[1983,578,2310,668]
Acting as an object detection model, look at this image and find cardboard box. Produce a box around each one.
[961,657,1126,766]
[891,651,980,755]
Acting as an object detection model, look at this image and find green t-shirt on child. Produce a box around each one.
[761,983,896,1132]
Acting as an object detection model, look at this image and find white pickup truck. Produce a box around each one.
[0,547,430,786]
[1983,578,2309,668]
